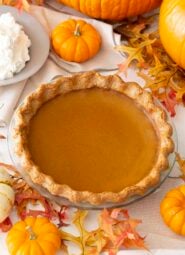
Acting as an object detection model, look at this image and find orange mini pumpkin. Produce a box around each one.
[6,217,61,255]
[59,0,162,21]
[160,185,185,236]
[159,0,185,69]
[51,19,101,63]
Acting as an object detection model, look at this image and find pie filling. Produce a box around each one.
[27,88,159,193]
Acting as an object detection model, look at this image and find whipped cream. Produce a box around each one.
[0,13,31,80]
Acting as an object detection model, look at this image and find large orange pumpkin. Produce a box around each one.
[159,0,185,69]
[59,0,162,21]
[160,185,185,236]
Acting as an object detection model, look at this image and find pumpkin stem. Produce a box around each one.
[74,23,81,37]
[26,226,37,240]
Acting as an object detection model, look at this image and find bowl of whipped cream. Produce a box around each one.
[0,6,50,86]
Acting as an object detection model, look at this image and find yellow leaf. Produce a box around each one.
[60,209,146,255]
[115,14,185,115]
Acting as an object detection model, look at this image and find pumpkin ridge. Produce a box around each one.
[81,37,91,58]
[127,0,135,17]
[59,0,162,20]
[161,197,182,208]
[81,35,100,56]
[170,209,185,233]
[36,241,45,254]
[92,0,101,18]
[60,20,76,31]
[166,194,185,202]
[100,0,103,19]
[85,0,91,18]
[164,207,184,225]
[69,38,78,60]
[54,27,73,35]
[135,0,142,16]
[179,40,185,69]
[8,237,28,254]
[120,0,129,20]
[145,0,153,13]
[59,37,76,51]
[38,236,60,250]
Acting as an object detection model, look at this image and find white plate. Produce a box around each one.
[0,6,50,86]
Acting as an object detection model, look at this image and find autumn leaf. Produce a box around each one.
[0,217,12,232]
[115,14,185,116]
[60,209,146,255]
[1,164,68,228]
[176,153,185,181]
[99,208,146,254]
[162,89,177,117]
[117,39,155,73]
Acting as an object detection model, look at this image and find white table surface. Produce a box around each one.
[0,5,185,254]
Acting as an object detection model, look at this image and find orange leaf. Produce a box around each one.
[99,208,146,253]
[0,217,12,232]
[162,89,177,117]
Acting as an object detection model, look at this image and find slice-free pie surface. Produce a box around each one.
[27,88,159,193]
[14,72,173,205]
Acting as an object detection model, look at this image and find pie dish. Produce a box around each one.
[13,72,174,205]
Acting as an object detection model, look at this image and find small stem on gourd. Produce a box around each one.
[74,24,81,37]
[26,226,37,240]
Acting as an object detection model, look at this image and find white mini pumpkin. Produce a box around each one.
[0,167,15,223]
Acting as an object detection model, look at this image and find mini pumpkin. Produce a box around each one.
[7,217,61,255]
[59,0,162,21]
[159,0,185,69]
[51,19,101,63]
[160,185,185,236]
[0,167,14,223]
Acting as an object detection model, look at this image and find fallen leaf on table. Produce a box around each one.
[162,89,177,117]
[0,217,12,232]
[60,208,146,255]
[176,153,185,181]
[1,163,68,228]
[14,184,68,227]
[117,39,155,73]
[99,208,147,254]
[115,15,185,116]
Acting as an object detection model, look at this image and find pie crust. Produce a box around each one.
[13,72,174,205]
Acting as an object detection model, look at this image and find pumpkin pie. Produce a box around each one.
[13,72,174,205]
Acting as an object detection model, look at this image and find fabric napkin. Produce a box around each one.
[0,81,26,126]
[0,5,123,124]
